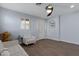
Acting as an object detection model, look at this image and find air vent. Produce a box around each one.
[36,3,42,5]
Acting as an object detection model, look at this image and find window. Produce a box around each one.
[21,18,30,30]
[25,19,30,30]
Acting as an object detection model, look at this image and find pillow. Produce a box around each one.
[0,40,4,54]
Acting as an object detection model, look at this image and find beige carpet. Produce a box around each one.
[21,39,79,56]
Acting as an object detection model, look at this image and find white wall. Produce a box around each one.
[0,7,46,40]
[60,12,79,45]
[46,12,79,45]
[17,9,79,45]
[46,16,59,41]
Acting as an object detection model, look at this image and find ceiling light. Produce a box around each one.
[70,5,75,8]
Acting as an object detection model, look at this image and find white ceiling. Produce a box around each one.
[0,3,79,19]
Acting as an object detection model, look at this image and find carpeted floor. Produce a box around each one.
[21,39,79,56]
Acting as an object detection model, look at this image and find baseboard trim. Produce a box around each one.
[37,37,79,46]
[42,38,79,46]
[60,40,79,46]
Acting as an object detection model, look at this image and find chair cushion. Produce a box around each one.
[3,40,19,48]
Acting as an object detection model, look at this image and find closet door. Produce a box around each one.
[37,19,45,39]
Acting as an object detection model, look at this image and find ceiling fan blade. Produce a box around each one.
[47,11,52,16]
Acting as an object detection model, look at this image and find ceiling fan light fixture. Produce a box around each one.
[48,5,53,8]
[46,9,52,13]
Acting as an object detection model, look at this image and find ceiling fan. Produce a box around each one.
[46,4,53,16]
[36,3,53,16]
